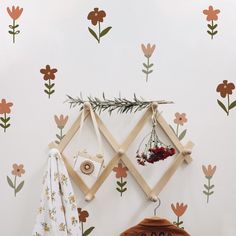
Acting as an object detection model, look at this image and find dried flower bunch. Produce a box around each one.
[136,124,175,166]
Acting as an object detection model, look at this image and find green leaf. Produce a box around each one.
[56,134,62,140]
[88,27,99,42]
[209,184,215,189]
[15,30,20,34]
[116,187,122,192]
[0,123,10,128]
[212,31,218,35]
[148,70,153,74]
[229,100,236,110]
[9,25,13,29]
[44,83,54,89]
[83,226,95,236]
[100,26,112,37]
[142,63,148,68]
[207,24,217,30]
[15,181,24,193]
[148,63,154,68]
[55,140,60,144]
[121,187,127,192]
[203,190,209,195]
[217,99,228,114]
[169,125,176,135]
[49,90,55,95]
[116,181,126,187]
[7,176,14,188]
[178,129,187,141]
[142,69,148,74]
[209,191,214,195]
[13,24,19,29]
[8,31,14,34]
[204,184,209,190]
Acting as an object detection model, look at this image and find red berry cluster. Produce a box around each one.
[136,146,176,166]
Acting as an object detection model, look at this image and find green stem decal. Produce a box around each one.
[44,79,55,98]
[203,176,215,203]
[227,94,230,116]
[142,57,154,82]
[176,124,179,137]
[116,176,127,196]
[0,113,11,132]
[207,20,218,39]
[81,222,83,236]
[173,216,184,229]
[8,19,20,43]
[98,22,101,43]
[14,176,17,197]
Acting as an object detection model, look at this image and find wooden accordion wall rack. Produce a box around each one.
[49,101,194,202]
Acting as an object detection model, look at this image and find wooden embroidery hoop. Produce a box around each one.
[49,102,194,202]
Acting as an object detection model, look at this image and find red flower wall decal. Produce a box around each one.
[87,8,112,43]
[216,80,236,116]
[7,6,23,43]
[40,65,58,98]
[54,114,69,144]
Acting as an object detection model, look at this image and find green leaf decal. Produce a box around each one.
[7,176,14,188]
[207,24,217,30]
[229,100,236,110]
[100,26,112,37]
[169,125,176,135]
[15,181,24,193]
[178,129,187,141]
[83,226,95,236]
[88,27,99,42]
[217,99,228,114]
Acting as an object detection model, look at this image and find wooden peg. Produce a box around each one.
[182,149,192,156]
[148,194,158,202]
[118,149,124,156]
[85,193,95,202]
[151,102,158,110]
[84,102,91,110]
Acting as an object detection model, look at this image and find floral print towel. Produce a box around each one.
[32,149,81,236]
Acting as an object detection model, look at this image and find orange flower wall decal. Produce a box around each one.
[203,6,220,39]
[40,65,58,98]
[7,163,25,196]
[171,202,188,229]
[54,114,69,144]
[7,6,23,43]
[0,98,13,132]
[141,43,156,82]
[113,162,128,196]
[169,112,188,141]
[87,8,112,43]
[216,80,236,116]
[202,164,216,203]
[77,208,95,235]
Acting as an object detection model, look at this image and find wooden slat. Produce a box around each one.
[149,141,194,198]
[58,110,90,153]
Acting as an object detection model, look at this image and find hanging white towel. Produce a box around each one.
[32,149,82,236]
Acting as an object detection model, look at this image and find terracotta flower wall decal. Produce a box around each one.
[77,208,95,236]
[113,162,128,196]
[169,112,188,141]
[141,43,156,82]
[202,164,216,203]
[54,114,69,144]
[171,202,188,229]
[40,65,58,98]
[216,80,236,116]
[7,163,25,197]
[7,6,23,43]
[203,6,220,39]
[0,98,13,132]
[87,7,112,43]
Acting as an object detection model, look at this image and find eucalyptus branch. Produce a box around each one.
[66,93,173,114]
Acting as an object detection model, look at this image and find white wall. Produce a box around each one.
[1,0,236,235]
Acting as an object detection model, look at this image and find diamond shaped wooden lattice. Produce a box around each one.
[49,103,194,202]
